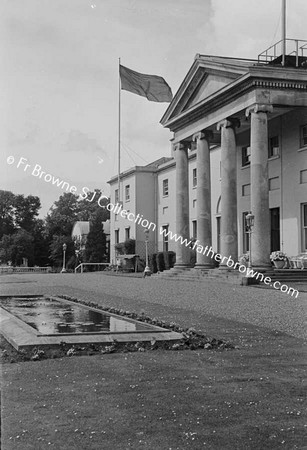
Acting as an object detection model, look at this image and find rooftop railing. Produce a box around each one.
[258,38,307,67]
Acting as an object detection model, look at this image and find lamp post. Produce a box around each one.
[61,243,67,273]
[245,212,254,277]
[143,229,151,277]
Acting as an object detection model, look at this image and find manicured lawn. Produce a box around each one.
[1,274,306,449]
[1,333,305,450]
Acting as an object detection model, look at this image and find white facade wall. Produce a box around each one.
[156,161,176,252]
[109,109,307,264]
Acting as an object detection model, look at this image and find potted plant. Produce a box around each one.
[270,251,287,269]
[239,252,249,268]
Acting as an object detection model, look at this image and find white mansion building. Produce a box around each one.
[108,46,307,269]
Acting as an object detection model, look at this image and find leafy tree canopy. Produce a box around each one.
[0,190,41,239]
[14,194,41,232]
[84,214,107,263]
[0,190,16,238]
[49,235,75,268]
[45,190,110,238]
[0,229,34,266]
[45,193,80,237]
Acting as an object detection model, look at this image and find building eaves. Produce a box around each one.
[108,165,157,185]
[160,54,256,126]
[162,64,307,132]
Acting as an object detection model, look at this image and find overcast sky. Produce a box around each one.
[1,0,306,217]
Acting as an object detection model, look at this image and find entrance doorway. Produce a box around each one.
[270,207,280,252]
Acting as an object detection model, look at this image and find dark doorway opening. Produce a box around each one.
[270,207,280,252]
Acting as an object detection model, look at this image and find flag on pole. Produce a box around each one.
[119,65,173,103]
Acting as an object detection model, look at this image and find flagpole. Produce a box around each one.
[281,0,286,66]
[118,57,121,202]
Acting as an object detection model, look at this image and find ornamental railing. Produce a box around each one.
[0,266,52,274]
[258,38,307,67]
[74,263,110,274]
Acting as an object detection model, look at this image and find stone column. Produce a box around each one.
[246,104,273,268]
[217,118,240,267]
[192,131,214,268]
[174,142,190,268]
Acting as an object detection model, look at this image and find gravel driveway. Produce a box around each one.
[1,273,306,341]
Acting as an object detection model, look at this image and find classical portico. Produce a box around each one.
[160,52,307,272]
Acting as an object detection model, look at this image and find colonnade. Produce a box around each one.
[173,103,273,270]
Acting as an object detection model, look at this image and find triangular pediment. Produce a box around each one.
[184,72,236,110]
[161,55,254,126]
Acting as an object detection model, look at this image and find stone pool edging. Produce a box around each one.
[0,294,234,359]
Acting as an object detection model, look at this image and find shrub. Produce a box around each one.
[137,258,145,272]
[156,252,165,272]
[150,253,157,273]
[115,239,136,255]
[164,251,176,270]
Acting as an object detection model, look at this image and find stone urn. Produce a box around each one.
[273,260,285,269]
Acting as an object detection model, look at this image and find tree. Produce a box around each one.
[32,219,50,266]
[84,215,107,263]
[0,234,13,264]
[45,193,80,237]
[14,194,41,233]
[0,190,16,239]
[49,235,75,268]
[0,229,34,266]
[78,189,110,222]
[0,190,41,239]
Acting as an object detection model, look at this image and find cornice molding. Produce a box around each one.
[253,79,307,89]
[163,76,307,132]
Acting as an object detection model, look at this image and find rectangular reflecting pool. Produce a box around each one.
[0,296,162,335]
[0,295,182,350]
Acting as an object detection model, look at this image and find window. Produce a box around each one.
[242,212,250,253]
[125,227,130,241]
[115,230,119,244]
[115,189,119,203]
[162,225,169,252]
[300,124,307,148]
[269,177,280,191]
[193,199,197,208]
[115,214,118,221]
[268,136,280,158]
[125,185,130,202]
[192,220,197,239]
[302,204,307,251]
[300,169,307,184]
[242,184,251,196]
[162,179,169,196]
[192,168,197,187]
[163,206,168,215]
[242,146,251,166]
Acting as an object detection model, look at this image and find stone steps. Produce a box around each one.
[152,267,307,284]
[153,268,243,284]
[262,270,307,283]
